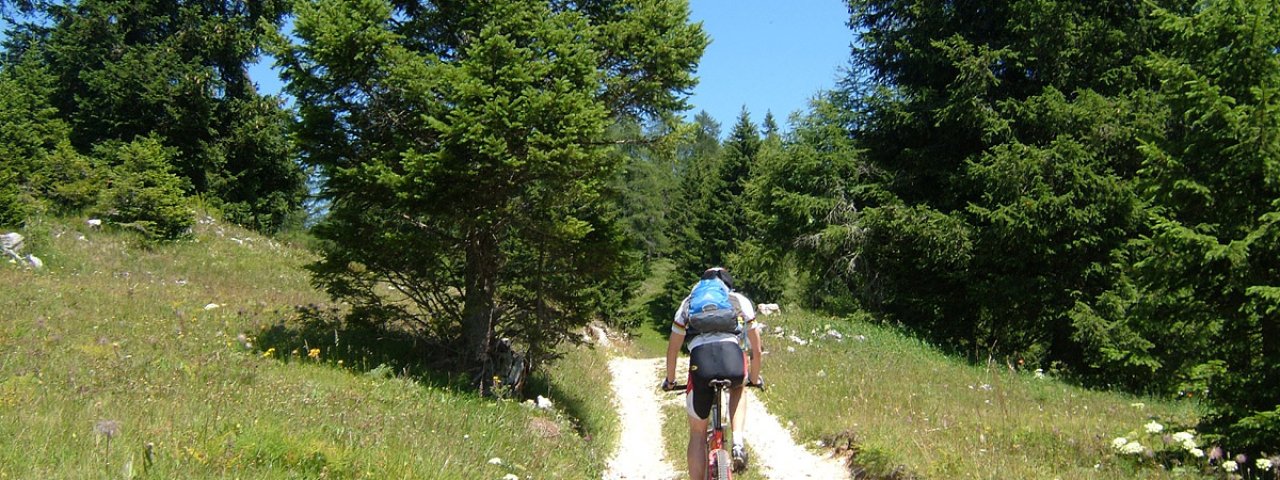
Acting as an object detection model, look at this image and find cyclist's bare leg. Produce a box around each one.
[729,385,746,443]
[687,415,709,479]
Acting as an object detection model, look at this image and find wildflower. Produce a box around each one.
[488,457,503,465]
[1171,431,1197,450]
[1130,402,1145,409]
[1034,368,1045,379]
[1222,460,1238,473]
[1122,441,1144,455]
[1190,448,1204,458]
[1209,446,1224,461]
[503,475,519,480]
[1144,420,1163,434]
[94,420,121,439]
[1256,458,1272,470]
[1111,437,1129,450]
[262,347,275,358]
[308,348,320,360]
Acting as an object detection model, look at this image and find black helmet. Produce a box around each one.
[701,267,734,290]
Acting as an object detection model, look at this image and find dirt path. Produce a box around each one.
[604,357,682,480]
[603,356,850,480]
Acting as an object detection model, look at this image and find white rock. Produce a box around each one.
[86,218,103,229]
[536,395,554,410]
[1,232,23,261]
[759,303,781,315]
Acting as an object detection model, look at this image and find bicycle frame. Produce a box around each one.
[668,377,762,480]
[705,379,733,480]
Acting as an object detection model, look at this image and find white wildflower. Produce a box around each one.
[1129,402,1145,409]
[1189,448,1204,458]
[1258,458,1273,471]
[488,457,503,465]
[1034,368,1045,379]
[1111,437,1129,450]
[1144,420,1163,434]
[1222,460,1238,472]
[1121,441,1144,455]
[1172,431,1196,450]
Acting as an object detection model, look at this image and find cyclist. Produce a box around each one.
[663,267,764,478]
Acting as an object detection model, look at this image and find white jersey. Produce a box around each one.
[673,291,758,351]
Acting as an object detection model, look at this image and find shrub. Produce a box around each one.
[0,168,27,228]
[34,141,106,213]
[97,136,194,241]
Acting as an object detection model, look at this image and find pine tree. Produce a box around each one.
[284,0,706,392]
[29,0,304,231]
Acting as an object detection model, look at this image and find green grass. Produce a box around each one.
[752,309,1208,479]
[0,216,612,479]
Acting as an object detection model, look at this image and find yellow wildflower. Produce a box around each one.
[308,348,321,360]
[262,348,275,358]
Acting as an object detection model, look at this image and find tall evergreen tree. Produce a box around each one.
[283,0,706,391]
[28,0,304,231]
[1129,0,1280,450]
[836,0,1184,364]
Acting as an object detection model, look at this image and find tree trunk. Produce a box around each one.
[462,227,500,393]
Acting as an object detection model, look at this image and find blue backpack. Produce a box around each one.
[686,278,740,334]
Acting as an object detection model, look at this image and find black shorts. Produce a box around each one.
[686,341,746,419]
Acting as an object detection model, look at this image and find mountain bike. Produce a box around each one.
[665,378,764,480]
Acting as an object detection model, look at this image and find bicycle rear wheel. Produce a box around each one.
[711,448,732,480]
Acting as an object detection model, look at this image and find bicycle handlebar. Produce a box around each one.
[660,379,765,392]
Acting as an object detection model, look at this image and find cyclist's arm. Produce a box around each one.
[747,327,763,384]
[665,330,684,384]
[666,298,690,384]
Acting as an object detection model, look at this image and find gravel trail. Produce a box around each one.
[603,356,850,480]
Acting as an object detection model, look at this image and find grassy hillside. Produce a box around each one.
[1,216,1223,479]
[640,284,1213,479]
[0,216,614,479]
[750,310,1209,479]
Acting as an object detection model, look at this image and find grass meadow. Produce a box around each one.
[1,215,1220,479]
[0,216,615,479]
[747,310,1208,479]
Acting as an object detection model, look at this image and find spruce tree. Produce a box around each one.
[284,0,706,391]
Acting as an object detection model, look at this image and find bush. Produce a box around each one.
[97,136,194,241]
[34,141,106,213]
[0,168,27,228]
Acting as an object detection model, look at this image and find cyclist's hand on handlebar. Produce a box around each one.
[748,375,765,389]
[661,378,675,391]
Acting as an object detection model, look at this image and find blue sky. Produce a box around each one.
[684,0,853,129]
[249,1,854,132]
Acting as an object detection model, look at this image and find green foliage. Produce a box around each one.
[284,0,705,390]
[26,0,305,232]
[1130,0,1280,451]
[821,0,1278,454]
[0,169,25,228]
[97,136,195,241]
